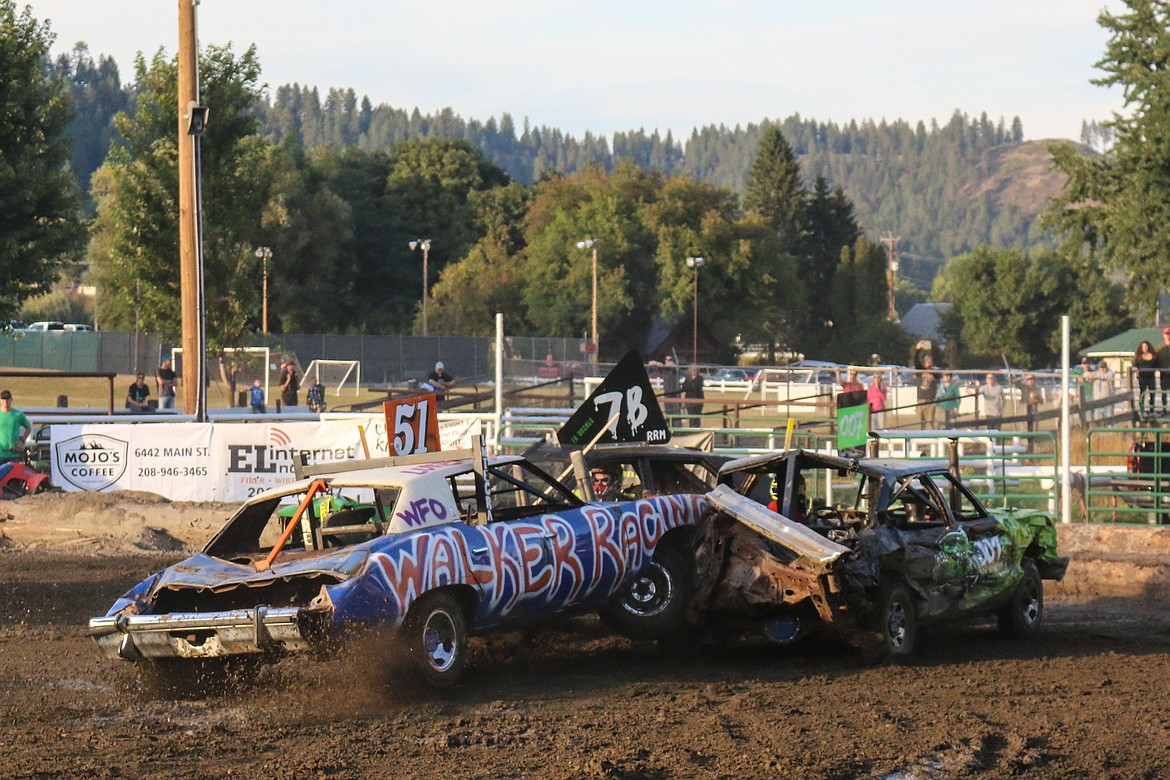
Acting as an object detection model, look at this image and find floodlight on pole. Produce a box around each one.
[576,239,599,363]
[409,239,432,335]
[254,246,272,334]
[686,256,706,364]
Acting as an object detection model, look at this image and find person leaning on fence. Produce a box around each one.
[916,355,941,428]
[1133,340,1158,416]
[1017,374,1044,423]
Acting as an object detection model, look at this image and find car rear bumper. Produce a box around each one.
[87,606,327,661]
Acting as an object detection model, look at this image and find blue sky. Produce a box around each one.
[26,0,1123,142]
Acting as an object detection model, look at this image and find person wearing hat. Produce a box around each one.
[426,361,456,401]
[0,390,30,463]
[1158,327,1170,413]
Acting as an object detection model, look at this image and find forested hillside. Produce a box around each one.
[53,45,1068,273]
[255,85,1065,263]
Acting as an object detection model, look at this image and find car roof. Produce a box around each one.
[720,448,951,481]
[243,454,525,505]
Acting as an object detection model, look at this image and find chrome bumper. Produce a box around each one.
[87,606,321,661]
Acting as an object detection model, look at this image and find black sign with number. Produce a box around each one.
[557,350,671,446]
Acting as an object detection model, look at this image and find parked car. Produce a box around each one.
[707,368,757,383]
[63,323,94,332]
[88,449,708,687]
[689,449,1068,659]
[23,321,65,331]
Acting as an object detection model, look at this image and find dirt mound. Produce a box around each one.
[0,490,233,553]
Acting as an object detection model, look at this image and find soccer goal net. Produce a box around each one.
[173,346,273,408]
[303,359,361,396]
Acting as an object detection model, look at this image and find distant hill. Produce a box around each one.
[54,53,1073,285]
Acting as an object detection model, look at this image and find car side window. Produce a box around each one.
[649,461,714,494]
[887,476,948,528]
[487,463,580,521]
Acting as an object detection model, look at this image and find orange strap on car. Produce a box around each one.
[256,479,327,572]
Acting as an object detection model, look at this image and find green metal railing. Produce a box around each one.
[869,430,1059,512]
[1085,426,1170,524]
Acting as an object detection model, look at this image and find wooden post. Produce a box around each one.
[177,0,200,415]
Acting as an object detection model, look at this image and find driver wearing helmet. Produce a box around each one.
[589,465,624,502]
[767,472,808,523]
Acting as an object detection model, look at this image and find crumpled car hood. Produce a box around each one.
[150,551,370,595]
[705,485,851,564]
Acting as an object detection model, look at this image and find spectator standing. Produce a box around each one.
[155,358,177,410]
[0,390,31,463]
[916,355,941,428]
[1133,340,1159,416]
[1093,360,1115,422]
[662,355,681,397]
[279,358,299,407]
[426,361,456,401]
[125,373,152,412]
[1018,374,1044,423]
[936,373,961,427]
[837,367,864,394]
[682,365,705,428]
[866,374,887,414]
[1158,327,1170,412]
[1075,357,1095,411]
[249,379,266,414]
[978,373,1004,419]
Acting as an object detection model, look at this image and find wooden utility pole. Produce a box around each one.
[879,233,901,322]
[178,0,200,415]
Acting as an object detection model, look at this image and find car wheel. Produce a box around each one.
[600,543,694,641]
[402,592,467,688]
[864,582,917,661]
[997,559,1043,638]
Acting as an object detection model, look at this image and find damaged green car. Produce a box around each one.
[690,449,1069,659]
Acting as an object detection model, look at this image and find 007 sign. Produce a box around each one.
[383,393,440,455]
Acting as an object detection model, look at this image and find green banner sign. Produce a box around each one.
[836,403,869,450]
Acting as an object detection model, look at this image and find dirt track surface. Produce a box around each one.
[4,495,1170,778]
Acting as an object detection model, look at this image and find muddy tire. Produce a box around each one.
[997,559,1043,638]
[401,592,467,688]
[863,582,917,661]
[600,544,694,641]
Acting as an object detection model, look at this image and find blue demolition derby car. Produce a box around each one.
[88,447,706,686]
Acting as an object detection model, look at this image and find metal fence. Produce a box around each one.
[0,331,163,374]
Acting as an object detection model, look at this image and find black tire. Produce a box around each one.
[401,592,467,688]
[600,543,694,641]
[864,582,917,661]
[997,559,1043,638]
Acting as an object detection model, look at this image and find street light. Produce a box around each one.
[254,246,272,334]
[686,256,706,363]
[409,239,432,336]
[576,239,599,363]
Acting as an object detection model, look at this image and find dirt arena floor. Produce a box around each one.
[3,493,1170,779]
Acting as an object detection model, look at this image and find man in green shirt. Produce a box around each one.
[0,390,31,462]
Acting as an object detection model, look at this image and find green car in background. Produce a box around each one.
[691,449,1069,659]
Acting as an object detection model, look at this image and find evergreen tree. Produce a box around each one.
[0,1,84,316]
[1047,0,1170,316]
[743,126,806,253]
